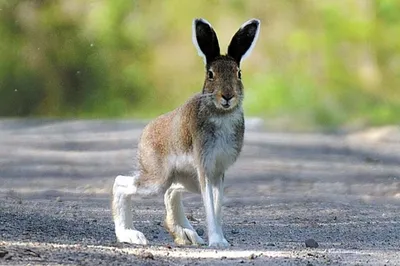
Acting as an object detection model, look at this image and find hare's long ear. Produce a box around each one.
[192,18,220,65]
[227,19,260,66]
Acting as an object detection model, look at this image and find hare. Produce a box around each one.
[112,18,260,248]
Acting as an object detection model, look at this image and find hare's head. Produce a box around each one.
[193,18,260,111]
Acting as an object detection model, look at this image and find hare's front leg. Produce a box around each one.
[199,170,230,248]
[164,184,205,246]
[213,175,228,245]
[112,174,148,245]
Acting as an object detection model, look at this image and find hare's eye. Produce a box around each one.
[238,70,242,80]
[207,70,214,80]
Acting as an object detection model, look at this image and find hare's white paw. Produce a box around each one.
[171,226,205,246]
[116,229,148,245]
[209,236,230,248]
[183,228,206,246]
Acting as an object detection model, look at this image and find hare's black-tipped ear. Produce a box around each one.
[227,19,260,66]
[192,18,220,65]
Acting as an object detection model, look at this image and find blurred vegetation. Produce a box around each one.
[0,0,399,130]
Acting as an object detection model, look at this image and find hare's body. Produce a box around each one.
[138,93,244,193]
[112,18,260,248]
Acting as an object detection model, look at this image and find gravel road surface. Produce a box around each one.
[0,119,399,265]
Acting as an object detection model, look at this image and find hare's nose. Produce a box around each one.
[221,94,234,101]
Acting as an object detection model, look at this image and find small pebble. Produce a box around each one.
[187,213,198,222]
[305,238,319,248]
[0,250,8,258]
[56,197,62,202]
[22,248,40,257]
[266,243,275,246]
[140,251,154,260]
[249,253,257,259]
[196,228,204,236]
[231,229,239,234]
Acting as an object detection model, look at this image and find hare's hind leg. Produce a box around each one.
[164,183,205,246]
[112,173,152,245]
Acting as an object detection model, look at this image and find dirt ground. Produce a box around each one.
[0,119,399,265]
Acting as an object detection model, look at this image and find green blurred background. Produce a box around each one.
[0,0,399,131]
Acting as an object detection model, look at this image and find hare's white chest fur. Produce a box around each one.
[168,109,243,191]
[206,110,243,172]
[169,109,243,173]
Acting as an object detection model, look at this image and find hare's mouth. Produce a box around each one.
[217,96,237,110]
[221,102,230,108]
